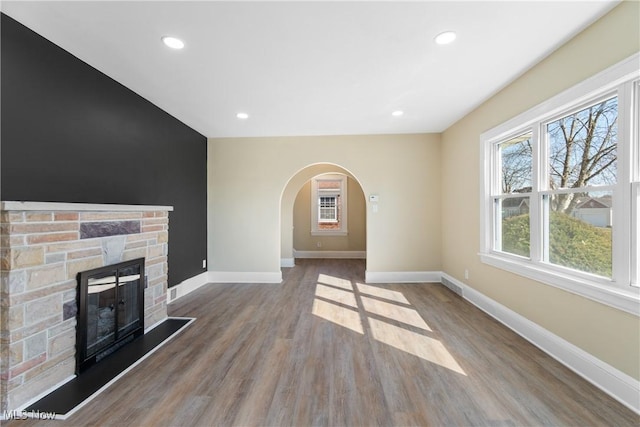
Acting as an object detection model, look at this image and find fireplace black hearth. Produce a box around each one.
[76,258,145,373]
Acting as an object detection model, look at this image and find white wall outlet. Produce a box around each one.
[464,269,469,280]
[372,204,379,213]
[317,241,322,248]
[202,259,207,269]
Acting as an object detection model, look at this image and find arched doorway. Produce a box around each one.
[280,163,366,267]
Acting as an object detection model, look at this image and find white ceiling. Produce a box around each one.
[2,1,619,138]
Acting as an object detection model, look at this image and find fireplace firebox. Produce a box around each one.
[76,258,145,373]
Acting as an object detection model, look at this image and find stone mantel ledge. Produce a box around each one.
[1,201,174,212]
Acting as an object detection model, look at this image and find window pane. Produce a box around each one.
[547,97,618,189]
[319,196,337,221]
[499,196,530,257]
[499,133,533,194]
[546,191,613,277]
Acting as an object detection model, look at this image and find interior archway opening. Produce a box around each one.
[280,163,367,270]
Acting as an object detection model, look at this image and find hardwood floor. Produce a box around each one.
[6,259,638,426]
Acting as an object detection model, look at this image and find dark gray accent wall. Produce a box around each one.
[1,13,207,286]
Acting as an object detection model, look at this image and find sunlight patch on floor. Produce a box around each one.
[312,298,364,334]
[317,274,353,290]
[360,296,432,331]
[356,282,410,304]
[315,284,358,308]
[368,317,467,376]
[311,275,464,374]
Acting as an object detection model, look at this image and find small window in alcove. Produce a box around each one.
[311,174,348,236]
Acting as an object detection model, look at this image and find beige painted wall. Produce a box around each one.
[441,1,640,379]
[293,177,366,252]
[208,133,441,274]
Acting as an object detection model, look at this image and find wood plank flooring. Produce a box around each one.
[5,259,638,426]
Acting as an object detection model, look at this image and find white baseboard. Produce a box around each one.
[166,271,282,304]
[166,272,209,303]
[207,271,282,284]
[281,258,295,267]
[441,272,640,415]
[365,270,442,283]
[293,250,366,259]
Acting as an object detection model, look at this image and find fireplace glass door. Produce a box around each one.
[86,268,118,358]
[117,264,142,337]
[78,258,145,373]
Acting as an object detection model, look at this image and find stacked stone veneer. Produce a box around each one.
[0,202,171,411]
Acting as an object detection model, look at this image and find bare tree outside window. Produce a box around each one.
[500,134,533,194]
[498,133,533,258]
[547,97,618,213]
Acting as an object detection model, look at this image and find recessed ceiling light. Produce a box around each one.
[161,36,184,50]
[434,31,457,45]
[392,110,404,117]
[236,112,249,119]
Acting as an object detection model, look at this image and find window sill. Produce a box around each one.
[311,231,348,237]
[479,252,640,316]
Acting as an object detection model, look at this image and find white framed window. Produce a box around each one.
[480,53,640,315]
[311,174,348,236]
[319,195,338,223]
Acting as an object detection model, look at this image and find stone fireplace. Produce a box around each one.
[0,201,172,412]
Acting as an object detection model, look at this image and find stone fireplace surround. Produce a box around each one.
[0,201,172,412]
